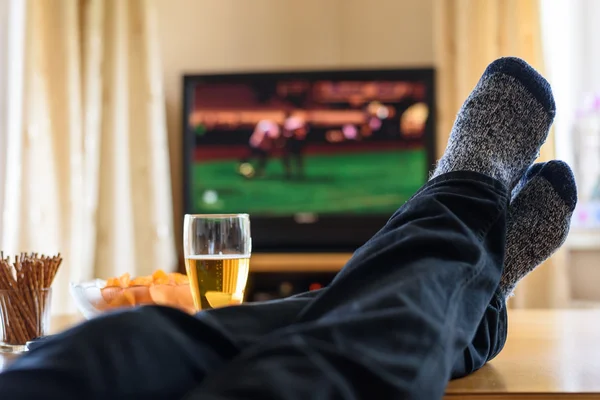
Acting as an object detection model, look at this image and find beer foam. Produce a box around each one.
[186,254,250,260]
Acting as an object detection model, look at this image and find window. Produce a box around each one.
[541,0,600,230]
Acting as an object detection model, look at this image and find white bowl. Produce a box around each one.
[70,279,196,319]
[69,279,108,319]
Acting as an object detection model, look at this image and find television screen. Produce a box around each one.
[183,69,435,252]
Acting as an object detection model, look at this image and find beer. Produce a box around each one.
[185,255,250,311]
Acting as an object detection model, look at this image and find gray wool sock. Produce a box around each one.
[432,57,556,189]
[500,160,578,299]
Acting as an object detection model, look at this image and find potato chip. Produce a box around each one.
[101,269,193,311]
[109,290,136,307]
[130,276,153,286]
[152,269,170,285]
[118,272,131,288]
[149,284,195,314]
[127,286,153,304]
[100,286,123,304]
[170,272,189,285]
[105,277,121,287]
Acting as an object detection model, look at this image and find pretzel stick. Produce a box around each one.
[0,258,30,343]
[3,260,37,334]
[0,260,29,344]
[0,253,62,345]
[0,300,23,344]
[16,256,35,332]
[25,258,37,334]
[23,258,41,339]
[35,257,45,328]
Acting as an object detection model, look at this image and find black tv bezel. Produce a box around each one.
[182,68,436,253]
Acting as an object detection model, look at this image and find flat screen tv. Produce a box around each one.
[183,69,435,252]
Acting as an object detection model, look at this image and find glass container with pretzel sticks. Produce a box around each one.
[0,253,62,353]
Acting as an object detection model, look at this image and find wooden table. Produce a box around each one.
[445,310,600,399]
[1,310,599,398]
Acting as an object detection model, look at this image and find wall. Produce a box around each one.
[154,0,434,253]
[566,233,600,306]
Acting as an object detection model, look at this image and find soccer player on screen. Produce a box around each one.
[282,115,308,180]
[239,120,280,178]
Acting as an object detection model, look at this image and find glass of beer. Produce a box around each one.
[183,214,251,311]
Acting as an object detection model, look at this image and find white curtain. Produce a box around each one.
[435,0,573,308]
[0,0,25,252]
[0,0,7,247]
[0,0,177,314]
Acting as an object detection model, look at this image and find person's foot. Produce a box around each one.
[432,57,555,189]
[501,160,577,298]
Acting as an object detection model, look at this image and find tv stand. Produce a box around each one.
[250,253,351,272]
[245,253,350,301]
[177,253,351,274]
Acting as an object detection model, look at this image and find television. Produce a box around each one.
[183,69,436,252]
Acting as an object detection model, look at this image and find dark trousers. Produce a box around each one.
[0,171,508,399]
[282,142,304,178]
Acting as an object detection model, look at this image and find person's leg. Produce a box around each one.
[499,161,577,299]
[195,161,576,380]
[255,148,268,176]
[0,306,240,399]
[192,289,323,348]
[182,57,555,399]
[194,160,577,380]
[293,149,304,178]
[192,171,506,400]
[451,160,577,378]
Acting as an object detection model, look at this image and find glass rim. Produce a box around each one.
[184,213,249,219]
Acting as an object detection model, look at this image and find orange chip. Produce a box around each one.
[130,276,153,286]
[100,286,123,304]
[105,277,121,287]
[152,269,170,285]
[101,270,192,312]
[126,286,153,304]
[149,284,195,314]
[109,290,136,307]
[170,272,189,285]
[118,272,131,288]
